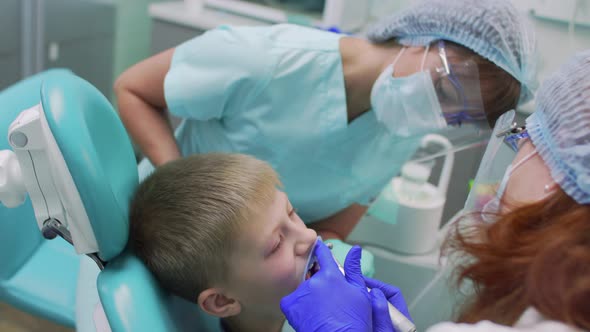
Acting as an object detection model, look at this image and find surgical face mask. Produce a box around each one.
[481,149,553,221]
[480,163,515,221]
[371,46,447,137]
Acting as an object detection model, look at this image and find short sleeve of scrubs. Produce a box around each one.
[164,26,272,120]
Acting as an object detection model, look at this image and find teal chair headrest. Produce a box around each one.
[98,253,219,332]
[40,72,138,261]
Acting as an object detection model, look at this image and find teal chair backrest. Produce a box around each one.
[40,71,138,260]
[0,69,71,280]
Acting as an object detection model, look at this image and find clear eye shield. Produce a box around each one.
[421,41,486,127]
[463,110,528,213]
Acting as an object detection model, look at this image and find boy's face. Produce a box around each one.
[225,189,317,319]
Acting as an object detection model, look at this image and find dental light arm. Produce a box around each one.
[0,103,104,268]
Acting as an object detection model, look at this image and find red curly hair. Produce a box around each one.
[444,188,590,329]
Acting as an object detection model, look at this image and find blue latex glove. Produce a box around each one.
[365,277,412,332]
[324,239,375,277]
[280,241,373,332]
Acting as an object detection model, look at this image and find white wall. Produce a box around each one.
[514,0,590,81]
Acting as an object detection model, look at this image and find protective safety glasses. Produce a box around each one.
[497,123,529,152]
[423,41,486,127]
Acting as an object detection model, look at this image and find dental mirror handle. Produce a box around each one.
[326,243,417,332]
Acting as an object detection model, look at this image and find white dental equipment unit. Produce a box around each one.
[351,134,455,255]
[0,103,103,267]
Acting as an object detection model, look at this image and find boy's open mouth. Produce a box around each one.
[304,260,319,280]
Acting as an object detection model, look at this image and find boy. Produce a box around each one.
[128,153,317,332]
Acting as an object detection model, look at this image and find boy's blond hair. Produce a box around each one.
[129,153,280,302]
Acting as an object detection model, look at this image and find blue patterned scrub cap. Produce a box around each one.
[526,50,590,204]
[367,0,538,105]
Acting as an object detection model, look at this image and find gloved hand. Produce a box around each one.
[365,277,412,332]
[280,241,373,332]
[324,238,376,277]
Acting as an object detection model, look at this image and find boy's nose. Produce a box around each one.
[295,227,317,257]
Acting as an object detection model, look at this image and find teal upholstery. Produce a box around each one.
[2,238,79,326]
[40,71,138,261]
[98,253,178,331]
[98,253,219,332]
[0,69,79,327]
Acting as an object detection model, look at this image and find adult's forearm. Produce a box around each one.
[309,203,368,240]
[117,89,181,167]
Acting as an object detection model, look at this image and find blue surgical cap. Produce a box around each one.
[527,50,590,204]
[367,0,538,105]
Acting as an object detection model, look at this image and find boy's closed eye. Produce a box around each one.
[270,235,283,255]
[271,208,298,253]
[265,199,297,257]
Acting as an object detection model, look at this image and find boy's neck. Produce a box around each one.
[222,314,284,332]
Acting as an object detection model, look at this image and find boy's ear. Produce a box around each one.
[198,288,242,318]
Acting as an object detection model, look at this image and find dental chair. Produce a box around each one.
[0,69,79,327]
[0,70,219,331]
